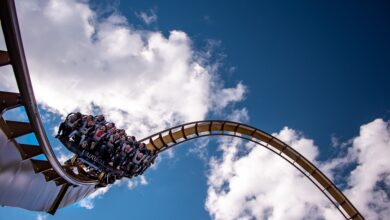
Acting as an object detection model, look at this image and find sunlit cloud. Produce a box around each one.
[0,0,247,210]
[205,119,390,220]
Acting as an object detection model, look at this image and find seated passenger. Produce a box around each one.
[82,114,94,123]
[79,120,96,148]
[109,133,121,149]
[117,129,126,137]
[94,115,106,126]
[139,143,149,155]
[56,112,82,138]
[114,135,127,151]
[101,132,120,163]
[126,136,135,144]
[126,143,148,175]
[104,126,117,143]
[69,115,94,144]
[132,143,151,175]
[138,150,158,175]
[90,125,107,151]
[112,143,132,170]
[58,112,158,182]
[121,139,136,163]
[106,123,115,132]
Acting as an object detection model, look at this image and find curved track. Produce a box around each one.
[140,121,364,219]
[0,0,363,219]
[0,0,98,187]
[0,0,98,214]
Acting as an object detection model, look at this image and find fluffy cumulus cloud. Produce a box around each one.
[0,0,246,210]
[343,119,390,219]
[206,119,390,220]
[206,130,339,220]
[126,175,149,189]
[78,175,149,209]
[79,185,111,209]
[0,0,246,139]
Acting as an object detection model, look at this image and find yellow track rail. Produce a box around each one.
[140,120,364,220]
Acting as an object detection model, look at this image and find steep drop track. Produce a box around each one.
[0,0,363,218]
[0,0,98,214]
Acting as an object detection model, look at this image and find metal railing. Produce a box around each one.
[0,0,98,186]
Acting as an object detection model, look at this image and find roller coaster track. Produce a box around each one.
[140,121,364,220]
[0,0,98,214]
[0,0,364,219]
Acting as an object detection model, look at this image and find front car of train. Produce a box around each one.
[56,113,158,186]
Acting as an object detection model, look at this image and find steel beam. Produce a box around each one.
[0,91,22,114]
[0,0,97,186]
[47,183,70,215]
[0,50,10,66]
[54,178,67,186]
[30,159,52,173]
[43,169,60,182]
[4,120,32,138]
[18,143,43,160]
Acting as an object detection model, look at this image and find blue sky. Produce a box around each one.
[0,0,389,220]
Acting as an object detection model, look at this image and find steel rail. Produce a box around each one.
[0,0,98,185]
[139,120,364,220]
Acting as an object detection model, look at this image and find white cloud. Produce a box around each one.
[343,119,390,219]
[205,119,390,220]
[0,0,246,139]
[140,175,148,185]
[79,185,111,209]
[188,138,210,162]
[227,108,249,123]
[36,214,47,220]
[136,9,158,25]
[55,150,73,164]
[331,135,340,148]
[211,83,246,111]
[78,173,150,208]
[127,179,137,189]
[0,0,247,210]
[126,175,149,189]
[206,130,338,220]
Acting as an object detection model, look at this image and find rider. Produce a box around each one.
[68,114,93,143]
[138,150,158,175]
[56,112,82,138]
[58,113,158,182]
[94,115,106,126]
[79,120,96,148]
[112,143,132,170]
[90,125,107,151]
[125,142,149,176]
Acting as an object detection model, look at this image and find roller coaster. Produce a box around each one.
[0,0,364,219]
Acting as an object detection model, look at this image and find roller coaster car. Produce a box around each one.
[58,137,125,182]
